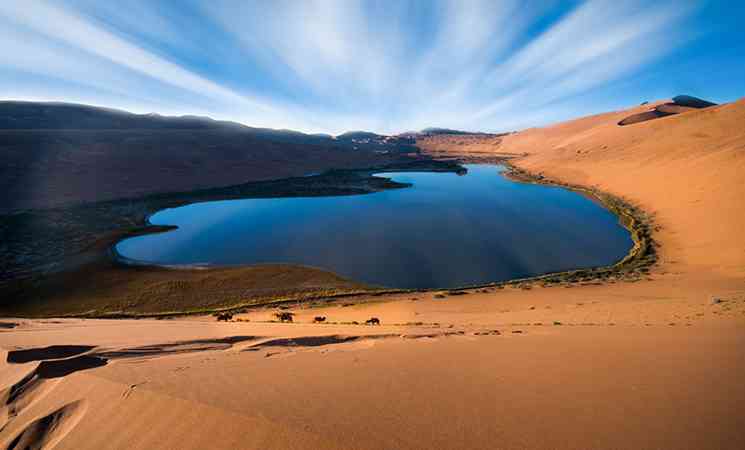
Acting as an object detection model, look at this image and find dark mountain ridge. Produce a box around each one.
[0,101,243,130]
[0,101,421,213]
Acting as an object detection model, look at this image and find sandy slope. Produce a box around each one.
[1,316,743,450]
[500,98,745,281]
[2,99,745,449]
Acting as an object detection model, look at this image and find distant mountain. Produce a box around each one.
[0,101,419,212]
[336,131,383,141]
[618,95,717,126]
[0,101,429,152]
[310,133,334,139]
[0,101,348,147]
[419,127,474,136]
[399,127,504,138]
[0,101,244,130]
[335,130,417,153]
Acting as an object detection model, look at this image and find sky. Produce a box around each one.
[1,0,744,135]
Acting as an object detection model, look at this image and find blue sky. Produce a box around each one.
[1,0,743,134]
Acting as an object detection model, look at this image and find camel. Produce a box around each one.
[274,312,294,323]
[365,317,380,325]
[313,316,326,323]
[215,312,233,322]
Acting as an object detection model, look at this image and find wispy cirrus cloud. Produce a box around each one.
[468,0,697,123]
[1,1,281,105]
[0,0,701,133]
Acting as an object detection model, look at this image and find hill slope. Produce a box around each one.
[0,102,417,212]
[0,101,244,130]
[0,97,743,450]
[422,96,745,283]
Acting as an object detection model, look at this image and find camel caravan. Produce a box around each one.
[216,310,381,325]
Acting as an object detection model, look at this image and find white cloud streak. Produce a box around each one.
[468,0,696,123]
[0,0,697,134]
[0,1,252,104]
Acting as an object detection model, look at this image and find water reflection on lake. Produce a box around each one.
[116,165,632,289]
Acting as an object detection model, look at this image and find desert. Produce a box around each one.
[2,1,745,449]
[2,97,744,449]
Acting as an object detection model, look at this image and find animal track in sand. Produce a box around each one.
[121,382,148,400]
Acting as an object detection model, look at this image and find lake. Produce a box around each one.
[116,165,632,289]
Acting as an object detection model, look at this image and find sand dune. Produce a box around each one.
[1,98,744,449]
[500,98,745,280]
[5,399,87,450]
[0,316,743,449]
[0,101,416,213]
[617,95,716,126]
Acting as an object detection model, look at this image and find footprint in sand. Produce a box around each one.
[121,382,148,400]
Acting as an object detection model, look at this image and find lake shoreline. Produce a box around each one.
[499,161,657,283]
[0,159,466,317]
[2,156,654,318]
[118,159,654,290]
[3,100,742,450]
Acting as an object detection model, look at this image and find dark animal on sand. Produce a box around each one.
[275,312,294,323]
[313,316,326,323]
[366,317,380,326]
[215,312,233,322]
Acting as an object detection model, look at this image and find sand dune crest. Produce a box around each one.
[4,400,86,450]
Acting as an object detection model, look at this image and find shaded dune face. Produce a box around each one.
[242,334,401,352]
[6,345,95,364]
[1,356,96,448]
[5,400,87,450]
[0,101,417,213]
[618,95,716,126]
[0,335,261,448]
[96,335,258,359]
[34,356,108,379]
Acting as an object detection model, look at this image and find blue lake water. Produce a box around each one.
[116,165,632,289]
